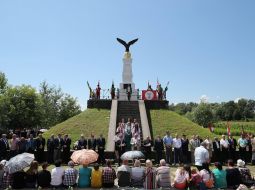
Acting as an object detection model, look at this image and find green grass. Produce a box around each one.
[150,110,215,139]
[43,109,110,142]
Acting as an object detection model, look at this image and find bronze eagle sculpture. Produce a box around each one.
[116,38,138,52]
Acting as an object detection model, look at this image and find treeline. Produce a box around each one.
[169,99,255,127]
[0,72,81,131]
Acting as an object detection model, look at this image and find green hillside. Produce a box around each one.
[43,108,214,144]
[150,110,214,139]
[43,109,110,142]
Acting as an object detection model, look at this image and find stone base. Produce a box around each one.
[144,100,169,109]
[87,99,112,109]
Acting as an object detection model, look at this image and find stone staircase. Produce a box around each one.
[116,101,143,140]
[106,100,151,152]
[117,101,140,123]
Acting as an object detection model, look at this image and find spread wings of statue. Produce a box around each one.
[116,38,138,52]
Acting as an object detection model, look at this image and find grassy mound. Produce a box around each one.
[43,108,214,144]
[43,109,110,142]
[150,110,214,139]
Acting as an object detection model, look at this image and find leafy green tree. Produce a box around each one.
[193,103,214,127]
[39,81,63,128]
[39,81,81,128]
[4,85,41,129]
[59,94,81,122]
[0,72,8,94]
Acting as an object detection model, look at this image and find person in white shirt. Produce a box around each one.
[51,160,65,187]
[194,142,209,171]
[130,134,141,151]
[220,135,229,163]
[173,134,182,165]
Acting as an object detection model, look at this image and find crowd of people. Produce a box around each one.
[114,118,255,166]
[0,126,255,167]
[0,156,254,189]
[0,131,106,165]
[0,125,255,189]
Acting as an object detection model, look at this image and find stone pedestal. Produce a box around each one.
[119,52,138,101]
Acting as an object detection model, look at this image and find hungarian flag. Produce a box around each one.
[241,125,245,136]
[227,121,231,136]
[208,123,214,133]
[156,78,160,90]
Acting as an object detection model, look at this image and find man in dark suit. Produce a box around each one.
[36,134,45,163]
[97,134,106,164]
[116,134,126,165]
[62,134,71,164]
[47,134,55,164]
[154,135,164,164]
[228,135,237,161]
[0,134,9,160]
[78,134,87,150]
[53,134,63,162]
[213,137,221,162]
[26,134,36,154]
[88,134,97,150]
[143,136,153,159]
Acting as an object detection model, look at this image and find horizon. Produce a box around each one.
[1,1,255,110]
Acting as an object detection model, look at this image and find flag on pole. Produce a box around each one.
[241,125,245,135]
[87,81,93,98]
[156,77,160,90]
[227,121,231,136]
[208,123,214,133]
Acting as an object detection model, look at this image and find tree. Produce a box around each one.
[59,94,81,122]
[39,81,81,128]
[4,85,41,130]
[0,72,8,94]
[193,103,214,127]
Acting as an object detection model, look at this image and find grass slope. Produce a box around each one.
[43,109,110,142]
[150,110,214,139]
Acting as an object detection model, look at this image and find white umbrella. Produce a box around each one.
[121,151,145,160]
[5,153,34,174]
[39,129,48,133]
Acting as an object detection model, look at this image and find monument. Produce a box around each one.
[117,38,139,101]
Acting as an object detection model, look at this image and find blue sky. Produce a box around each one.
[0,1,254,109]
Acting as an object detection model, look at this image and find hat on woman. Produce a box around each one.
[237,159,245,167]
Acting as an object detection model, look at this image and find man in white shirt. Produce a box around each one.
[220,135,229,163]
[130,134,141,151]
[51,160,65,187]
[173,134,182,165]
[194,142,209,171]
